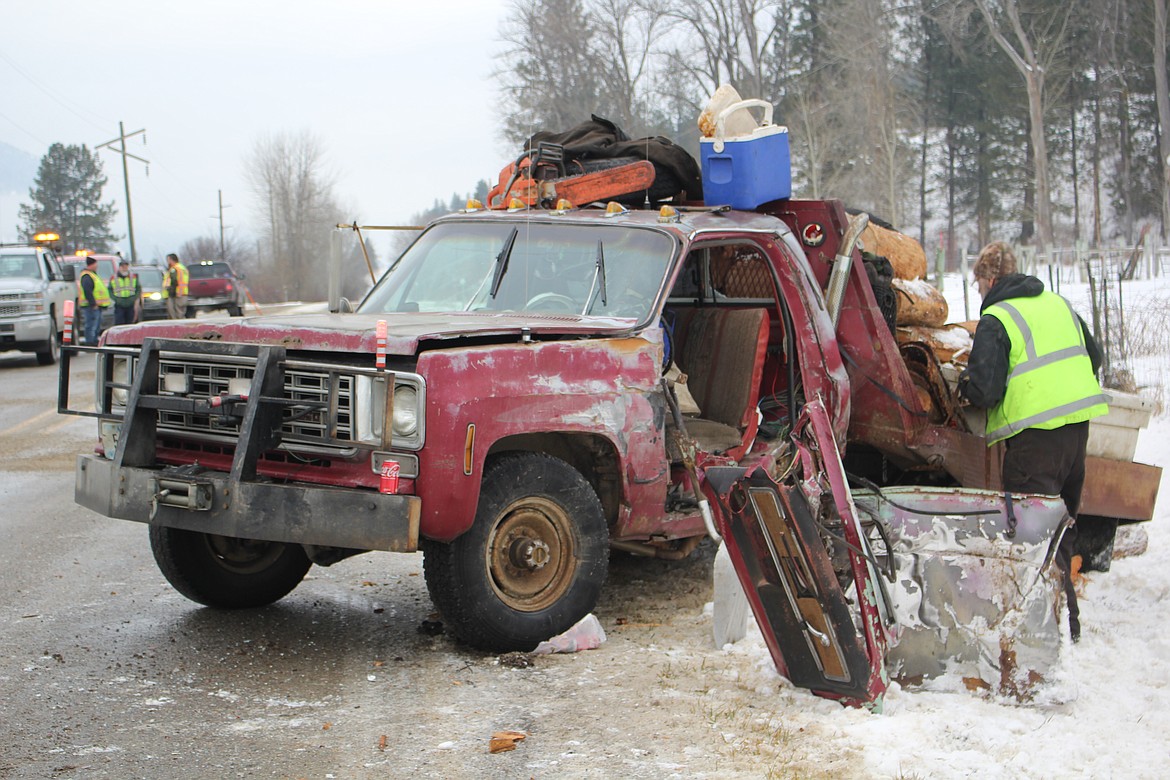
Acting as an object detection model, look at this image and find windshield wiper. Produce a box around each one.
[489,227,519,299]
[582,240,608,315]
[464,227,519,311]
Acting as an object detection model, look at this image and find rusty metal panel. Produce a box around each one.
[1080,457,1162,521]
[856,486,1067,697]
[416,334,667,541]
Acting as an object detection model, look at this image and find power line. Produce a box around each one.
[0,51,111,133]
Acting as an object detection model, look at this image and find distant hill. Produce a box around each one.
[0,141,37,195]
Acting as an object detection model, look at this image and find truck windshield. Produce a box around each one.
[189,262,232,279]
[360,221,675,321]
[0,251,39,279]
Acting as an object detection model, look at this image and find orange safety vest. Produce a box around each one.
[165,262,189,297]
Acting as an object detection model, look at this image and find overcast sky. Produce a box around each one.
[0,0,512,261]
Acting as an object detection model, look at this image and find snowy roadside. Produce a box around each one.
[764,271,1170,778]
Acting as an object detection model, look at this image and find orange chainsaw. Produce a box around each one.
[487,142,656,209]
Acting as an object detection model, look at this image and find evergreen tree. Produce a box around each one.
[17,143,118,254]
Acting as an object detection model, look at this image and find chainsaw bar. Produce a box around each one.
[499,160,656,208]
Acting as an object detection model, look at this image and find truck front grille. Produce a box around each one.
[0,292,36,317]
[156,357,354,443]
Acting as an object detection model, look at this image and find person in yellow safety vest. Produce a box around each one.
[959,241,1108,643]
[109,258,142,326]
[77,255,112,345]
[164,252,189,319]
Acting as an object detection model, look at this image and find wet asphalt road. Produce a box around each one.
[0,350,459,778]
[0,348,792,780]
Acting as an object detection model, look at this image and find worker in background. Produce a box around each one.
[109,259,142,325]
[164,253,189,319]
[959,241,1109,643]
[77,255,112,345]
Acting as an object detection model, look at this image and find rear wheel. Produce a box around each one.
[149,526,311,608]
[423,453,609,651]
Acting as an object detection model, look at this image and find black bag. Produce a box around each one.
[524,115,703,204]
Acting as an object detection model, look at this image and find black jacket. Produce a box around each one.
[958,274,1102,409]
[80,270,97,307]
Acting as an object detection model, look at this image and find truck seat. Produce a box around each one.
[669,307,770,457]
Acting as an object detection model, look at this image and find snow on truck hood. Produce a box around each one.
[100,310,641,355]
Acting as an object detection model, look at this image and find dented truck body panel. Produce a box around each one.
[856,486,1067,697]
[414,334,669,542]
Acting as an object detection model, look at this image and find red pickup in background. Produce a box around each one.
[186,260,246,317]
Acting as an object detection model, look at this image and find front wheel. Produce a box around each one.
[423,453,609,651]
[149,527,311,608]
[35,323,60,366]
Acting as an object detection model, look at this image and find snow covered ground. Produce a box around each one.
[701,268,1170,779]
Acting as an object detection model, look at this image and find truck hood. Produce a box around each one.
[101,310,640,355]
[0,278,43,293]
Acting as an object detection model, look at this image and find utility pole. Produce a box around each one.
[214,190,231,258]
[97,122,148,263]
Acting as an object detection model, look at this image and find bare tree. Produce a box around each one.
[974,0,1073,254]
[498,0,608,144]
[783,0,916,225]
[591,0,673,135]
[1156,0,1170,240]
[662,0,793,109]
[244,131,340,301]
[178,234,256,267]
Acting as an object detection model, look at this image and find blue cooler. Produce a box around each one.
[701,99,791,210]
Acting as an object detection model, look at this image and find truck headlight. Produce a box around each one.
[392,385,419,437]
[354,373,424,449]
[96,354,133,408]
[111,356,132,406]
[24,292,45,314]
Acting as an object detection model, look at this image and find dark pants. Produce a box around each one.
[81,305,103,345]
[1002,421,1089,640]
[114,306,137,326]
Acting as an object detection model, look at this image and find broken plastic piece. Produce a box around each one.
[712,541,750,647]
[531,613,606,654]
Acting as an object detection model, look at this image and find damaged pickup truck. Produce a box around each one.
[61,197,1160,707]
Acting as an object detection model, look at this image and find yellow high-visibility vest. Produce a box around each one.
[78,269,112,308]
[165,263,189,297]
[983,291,1109,443]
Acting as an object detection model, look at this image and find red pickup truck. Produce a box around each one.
[185,260,246,317]
[59,198,1159,706]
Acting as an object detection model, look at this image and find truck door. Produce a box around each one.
[707,395,894,707]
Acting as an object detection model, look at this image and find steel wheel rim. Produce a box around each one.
[486,497,576,612]
[203,533,285,575]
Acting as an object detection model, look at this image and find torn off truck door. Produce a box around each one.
[708,396,892,708]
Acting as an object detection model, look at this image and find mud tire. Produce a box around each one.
[422,453,609,652]
[149,527,311,608]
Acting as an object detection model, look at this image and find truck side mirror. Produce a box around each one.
[60,265,76,282]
